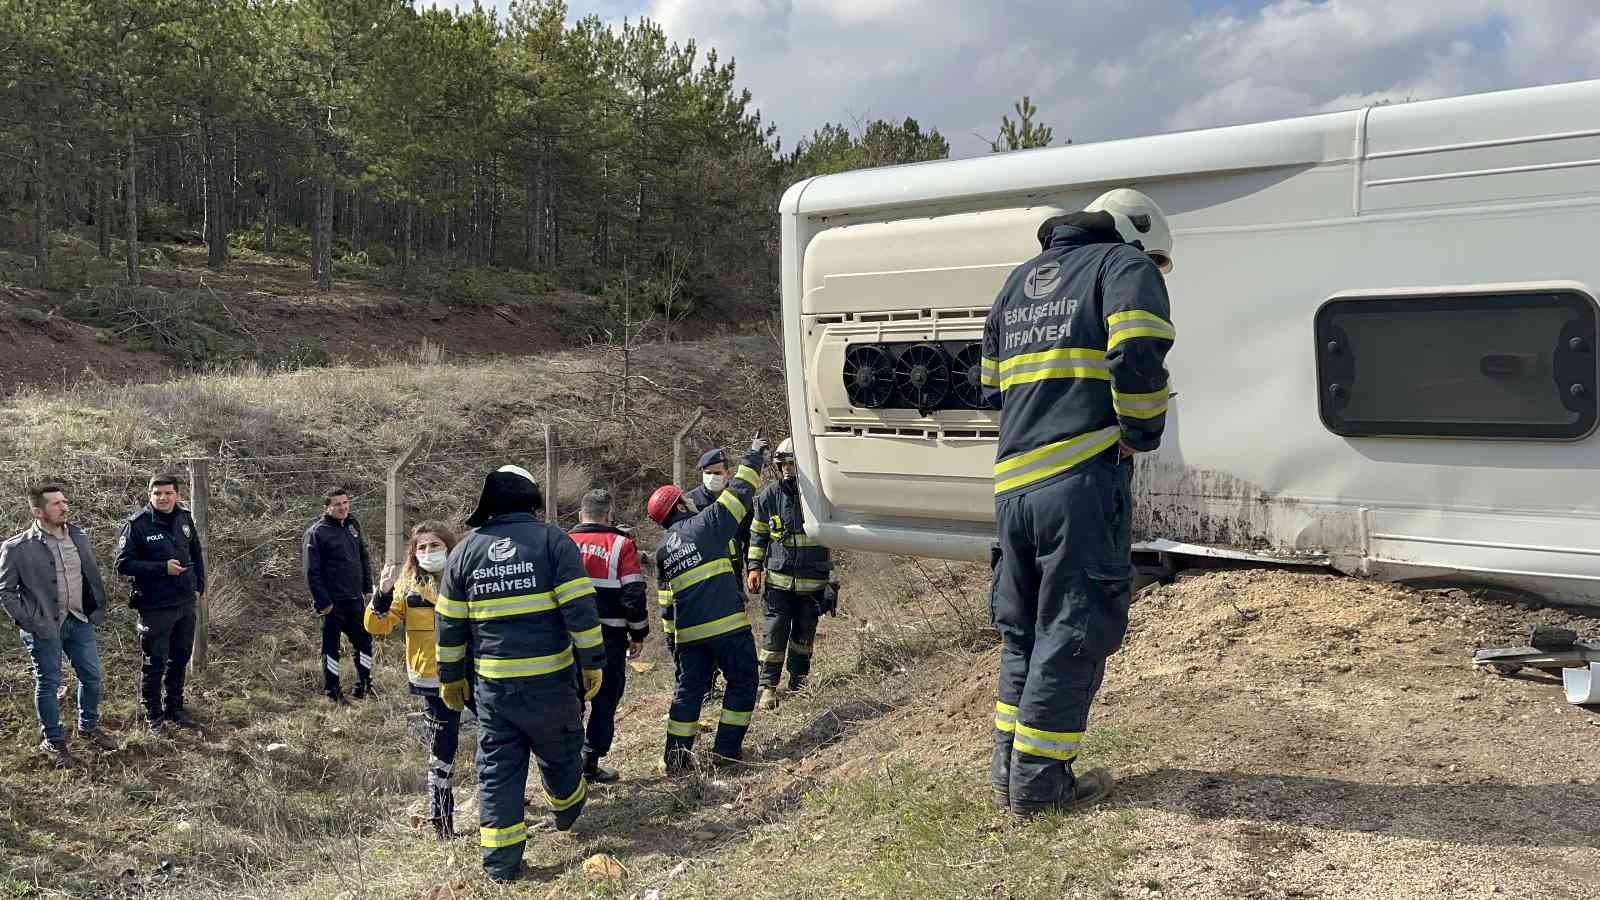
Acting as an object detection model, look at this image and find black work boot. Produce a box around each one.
[351,680,373,700]
[583,753,620,784]
[165,708,200,729]
[1011,767,1114,819]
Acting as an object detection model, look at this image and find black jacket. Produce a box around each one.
[659,447,763,645]
[303,514,374,613]
[116,505,206,610]
[686,483,754,575]
[981,218,1175,499]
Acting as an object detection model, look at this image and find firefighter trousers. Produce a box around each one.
[990,451,1133,812]
[476,673,587,881]
[583,627,632,762]
[665,628,757,769]
[320,606,372,698]
[137,603,195,719]
[759,587,820,690]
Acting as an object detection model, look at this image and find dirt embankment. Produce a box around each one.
[972,571,1600,900]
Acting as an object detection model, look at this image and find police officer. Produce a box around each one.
[435,465,604,883]
[981,188,1176,817]
[647,435,766,773]
[684,448,754,584]
[116,473,206,732]
[303,486,376,703]
[746,438,836,710]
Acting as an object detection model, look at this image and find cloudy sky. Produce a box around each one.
[428,0,1600,157]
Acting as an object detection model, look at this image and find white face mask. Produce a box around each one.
[416,549,448,573]
[702,472,727,493]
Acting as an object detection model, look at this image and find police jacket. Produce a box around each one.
[303,514,374,613]
[436,512,603,686]
[686,483,752,574]
[658,447,762,646]
[116,505,205,610]
[569,523,648,640]
[748,480,832,593]
[981,217,1175,499]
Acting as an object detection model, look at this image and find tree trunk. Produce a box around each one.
[316,178,334,290]
[204,120,228,267]
[263,155,276,251]
[399,201,413,278]
[31,146,49,289]
[96,169,112,258]
[125,135,140,285]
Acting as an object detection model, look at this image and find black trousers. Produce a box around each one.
[991,452,1133,810]
[759,587,820,690]
[320,606,373,697]
[138,603,196,719]
[665,629,758,767]
[424,693,465,786]
[583,627,631,761]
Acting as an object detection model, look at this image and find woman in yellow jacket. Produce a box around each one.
[366,520,468,839]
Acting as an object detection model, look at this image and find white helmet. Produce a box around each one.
[775,437,795,463]
[1084,188,1173,274]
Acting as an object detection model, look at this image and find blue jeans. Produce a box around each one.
[19,617,103,742]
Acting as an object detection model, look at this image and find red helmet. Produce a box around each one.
[646,484,685,526]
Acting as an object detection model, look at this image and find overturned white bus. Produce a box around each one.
[777,78,1600,604]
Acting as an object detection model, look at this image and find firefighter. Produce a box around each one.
[647,435,766,772]
[366,520,469,840]
[435,465,605,883]
[568,488,648,784]
[746,438,836,710]
[981,188,1176,817]
[303,487,375,703]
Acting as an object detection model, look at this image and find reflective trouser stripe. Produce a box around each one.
[994,701,1017,734]
[719,707,752,728]
[480,821,527,848]
[667,719,699,738]
[758,648,785,664]
[546,777,587,811]
[788,639,812,656]
[1013,723,1083,761]
[993,426,1120,495]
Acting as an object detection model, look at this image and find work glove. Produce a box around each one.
[582,668,604,701]
[369,588,391,616]
[439,679,470,712]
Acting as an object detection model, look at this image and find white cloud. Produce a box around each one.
[633,0,1600,156]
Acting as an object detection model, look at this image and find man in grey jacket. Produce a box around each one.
[0,484,117,766]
